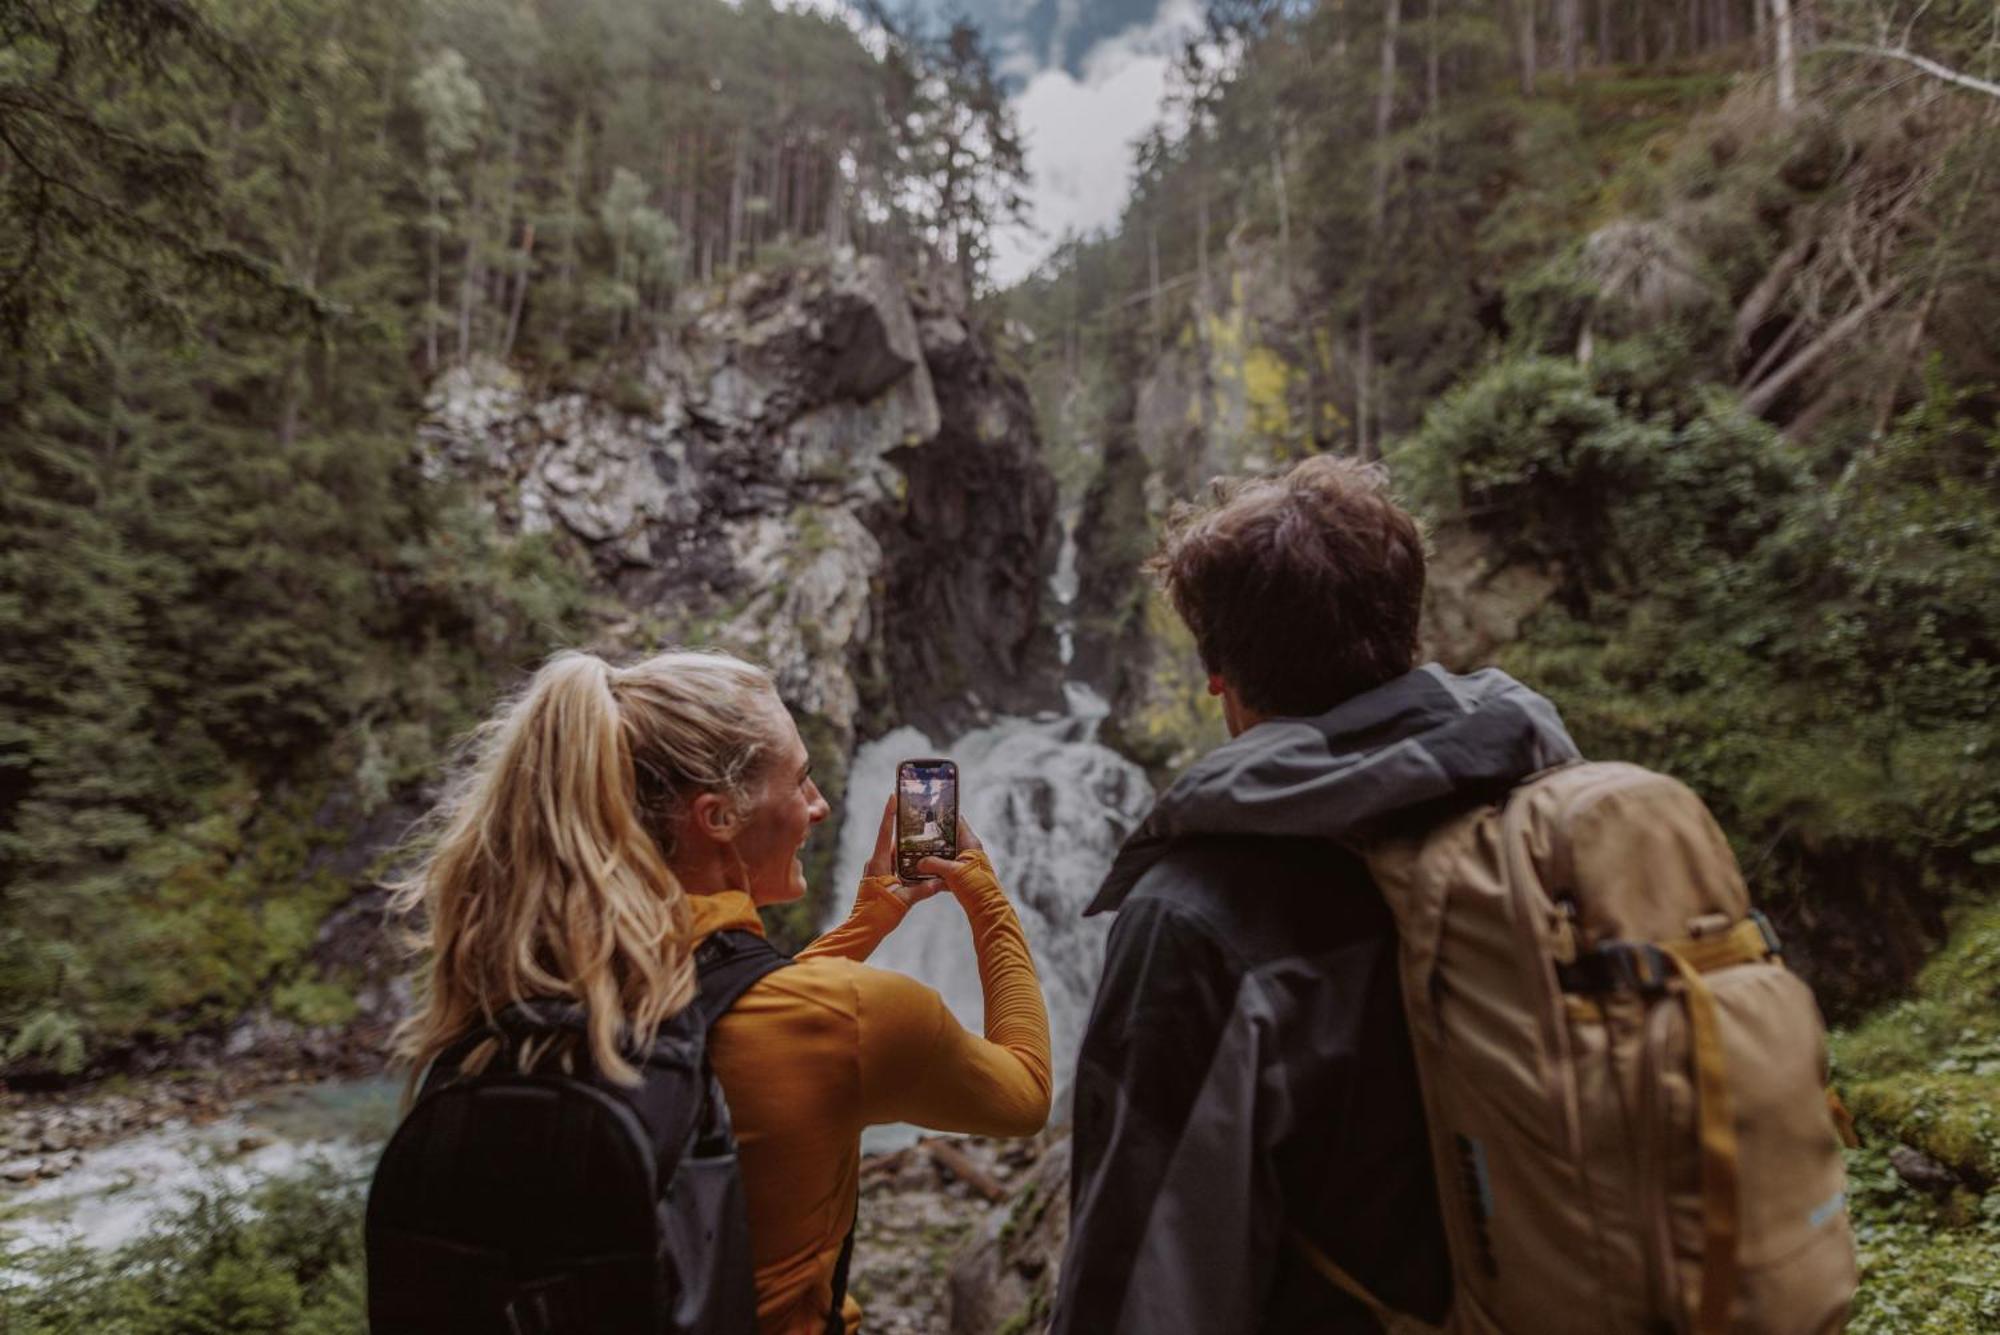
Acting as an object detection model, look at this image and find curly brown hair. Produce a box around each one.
[1148,455,1427,718]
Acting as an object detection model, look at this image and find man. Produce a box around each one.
[1051,456,1579,1333]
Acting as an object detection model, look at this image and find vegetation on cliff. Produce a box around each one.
[1015,0,1998,1010]
[1009,2,1997,1316]
[0,0,1035,1076]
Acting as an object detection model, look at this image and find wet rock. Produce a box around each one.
[948,1133,1071,1335]
[1890,1143,1961,1196]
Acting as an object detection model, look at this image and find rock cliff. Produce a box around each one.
[420,254,1063,926]
[1067,239,1555,782]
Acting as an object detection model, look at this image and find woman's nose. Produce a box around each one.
[808,781,830,823]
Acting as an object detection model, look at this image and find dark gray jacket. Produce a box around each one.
[1051,665,1579,1335]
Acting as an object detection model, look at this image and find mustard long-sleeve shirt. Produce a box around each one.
[689,850,1052,1335]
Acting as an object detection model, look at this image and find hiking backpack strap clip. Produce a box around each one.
[1555,909,1782,998]
[1549,908,1786,1335]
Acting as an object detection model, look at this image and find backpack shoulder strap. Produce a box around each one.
[690,928,792,1033]
[1289,1228,1443,1335]
[690,930,860,1335]
[824,1206,858,1335]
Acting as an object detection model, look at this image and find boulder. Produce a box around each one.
[948,1134,1072,1335]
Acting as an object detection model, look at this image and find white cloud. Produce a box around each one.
[990,0,1202,287]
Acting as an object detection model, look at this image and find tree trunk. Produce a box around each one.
[1771,0,1798,110]
[1360,0,1403,457]
[1732,236,1811,351]
[501,222,535,361]
[425,178,442,373]
[1741,279,1904,416]
[1148,222,1163,359]
[1821,43,2000,100]
[1516,0,1537,94]
[1196,176,1211,316]
[455,159,485,365]
[1271,140,1293,291]
[727,129,748,271]
[1561,0,1580,82]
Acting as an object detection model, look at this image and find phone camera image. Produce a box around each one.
[895,760,958,880]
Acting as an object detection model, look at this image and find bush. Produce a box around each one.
[0,1161,367,1334]
[1397,359,1999,1011]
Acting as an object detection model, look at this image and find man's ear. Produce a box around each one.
[688,791,739,844]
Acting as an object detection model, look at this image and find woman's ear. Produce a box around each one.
[688,791,739,844]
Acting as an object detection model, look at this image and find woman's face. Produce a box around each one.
[733,693,831,906]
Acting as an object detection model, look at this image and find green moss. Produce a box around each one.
[1835,901,2000,1186]
[272,977,361,1030]
[1844,1145,2000,1333]
[1830,902,2000,1325]
[1099,590,1226,778]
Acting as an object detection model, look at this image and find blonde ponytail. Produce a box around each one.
[391,648,776,1087]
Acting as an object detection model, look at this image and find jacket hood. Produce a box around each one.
[1086,664,1579,915]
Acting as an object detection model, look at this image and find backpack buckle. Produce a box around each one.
[1748,909,1783,959]
[1557,942,1673,996]
[503,1273,579,1334]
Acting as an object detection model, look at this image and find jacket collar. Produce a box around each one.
[687,890,766,942]
[1086,664,1579,915]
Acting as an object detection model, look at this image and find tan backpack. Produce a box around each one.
[1295,760,1857,1334]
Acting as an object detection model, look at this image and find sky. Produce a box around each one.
[897,0,1207,286]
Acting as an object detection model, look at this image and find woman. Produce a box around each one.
[391,648,1051,1334]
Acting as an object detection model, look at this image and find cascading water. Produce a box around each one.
[828,519,1154,1147]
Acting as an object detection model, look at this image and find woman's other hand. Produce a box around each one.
[913,816,989,898]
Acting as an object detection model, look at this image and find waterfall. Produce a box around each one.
[827,520,1154,1146]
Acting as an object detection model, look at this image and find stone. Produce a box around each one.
[1420,522,1560,670]
[1889,1143,1961,1196]
[948,1134,1071,1335]
[5,1156,42,1181]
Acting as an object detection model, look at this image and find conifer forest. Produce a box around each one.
[2,0,1997,1328]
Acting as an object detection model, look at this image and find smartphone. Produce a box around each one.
[895,758,959,883]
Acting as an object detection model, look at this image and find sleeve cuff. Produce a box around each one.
[855,875,912,918]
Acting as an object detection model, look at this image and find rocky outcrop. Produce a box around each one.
[420,255,1063,920]
[948,1133,1071,1335]
[1419,523,1560,669]
[1068,236,1558,781]
[875,279,1064,740]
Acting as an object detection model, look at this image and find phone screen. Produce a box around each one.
[895,759,959,881]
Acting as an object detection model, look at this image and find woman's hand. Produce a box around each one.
[864,793,945,907]
[913,816,987,898]
[863,794,986,906]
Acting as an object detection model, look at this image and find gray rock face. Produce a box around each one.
[948,1133,1071,1335]
[420,251,1061,800]
[1420,523,1559,669]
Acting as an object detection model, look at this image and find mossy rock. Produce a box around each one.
[1834,901,2000,1184]
[1844,1145,2000,1333]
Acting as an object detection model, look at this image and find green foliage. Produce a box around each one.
[1837,900,2000,1184]
[1836,903,2000,1331]
[1398,355,1998,1018]
[0,0,605,1073]
[0,1161,367,1334]
[1843,1144,2000,1333]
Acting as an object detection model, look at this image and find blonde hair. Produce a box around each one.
[390,648,778,1086]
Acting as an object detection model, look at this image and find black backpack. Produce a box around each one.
[365,929,854,1334]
